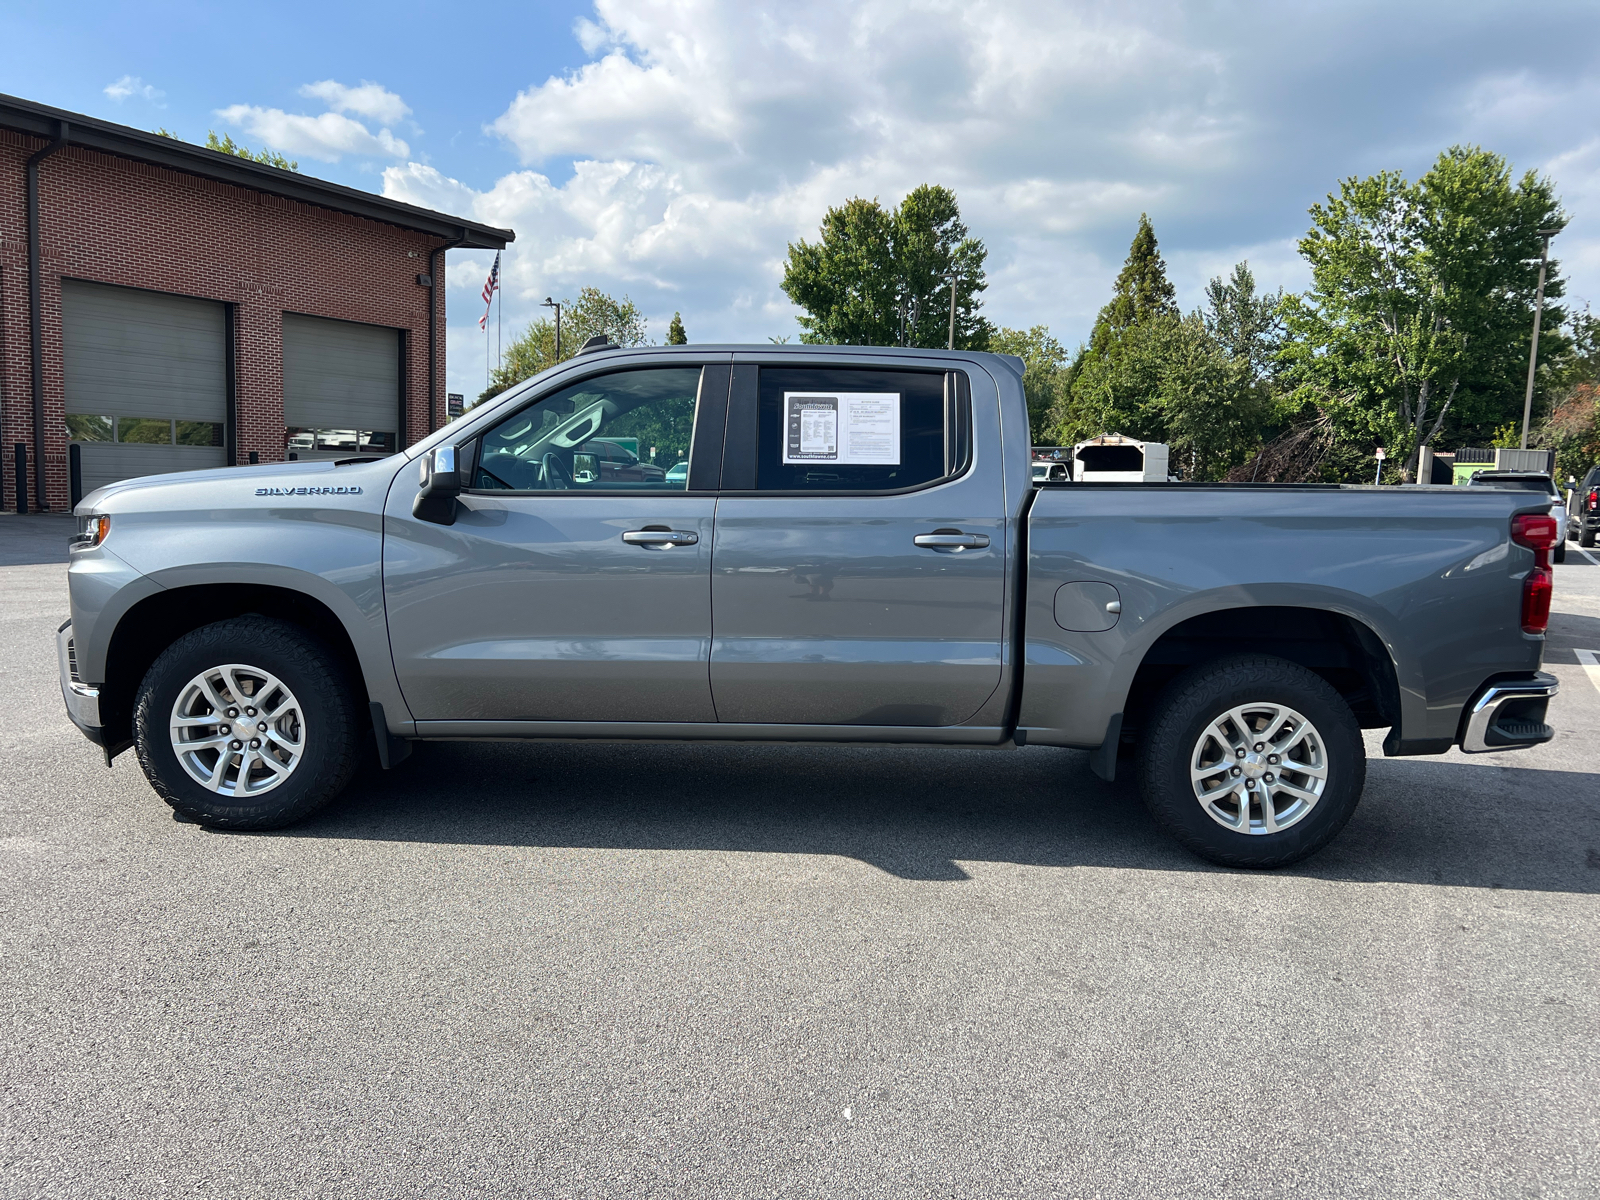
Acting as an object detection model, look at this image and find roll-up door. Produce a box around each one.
[62,280,227,494]
[282,313,400,460]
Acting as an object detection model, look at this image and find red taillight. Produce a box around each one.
[1522,565,1553,634]
[1510,513,1559,550]
[1589,488,1599,510]
[1511,513,1557,635]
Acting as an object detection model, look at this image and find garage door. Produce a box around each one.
[62,280,227,495]
[282,313,400,460]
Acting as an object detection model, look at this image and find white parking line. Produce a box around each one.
[1579,547,1600,567]
[1577,649,1600,696]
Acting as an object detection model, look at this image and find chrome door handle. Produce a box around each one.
[914,531,989,550]
[622,529,698,546]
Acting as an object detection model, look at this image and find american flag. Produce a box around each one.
[478,252,501,329]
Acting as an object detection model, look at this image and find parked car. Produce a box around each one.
[59,344,1559,868]
[664,461,689,485]
[1467,471,1568,563]
[582,438,667,486]
[1569,464,1600,549]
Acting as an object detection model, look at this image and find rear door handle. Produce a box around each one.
[622,529,698,546]
[913,531,989,550]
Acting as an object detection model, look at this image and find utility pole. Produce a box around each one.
[1520,228,1561,449]
[542,296,563,362]
[948,275,957,350]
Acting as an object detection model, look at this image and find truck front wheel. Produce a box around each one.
[1137,655,1365,868]
[132,617,361,830]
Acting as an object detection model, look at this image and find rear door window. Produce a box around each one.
[739,367,967,492]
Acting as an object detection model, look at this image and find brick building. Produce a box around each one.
[0,92,512,512]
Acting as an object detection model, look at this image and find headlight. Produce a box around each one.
[71,513,110,550]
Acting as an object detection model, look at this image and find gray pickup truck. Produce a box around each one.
[58,344,1562,867]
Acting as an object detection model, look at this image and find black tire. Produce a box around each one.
[133,617,361,830]
[1554,540,1566,564]
[1137,654,1366,869]
[1582,525,1597,549]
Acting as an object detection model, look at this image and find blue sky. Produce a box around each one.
[7,0,1600,402]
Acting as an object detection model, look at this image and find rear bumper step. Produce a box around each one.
[1460,673,1559,753]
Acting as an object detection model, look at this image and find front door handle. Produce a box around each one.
[622,528,698,547]
[914,531,989,550]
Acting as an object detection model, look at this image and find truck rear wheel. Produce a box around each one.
[1137,655,1365,868]
[133,617,361,830]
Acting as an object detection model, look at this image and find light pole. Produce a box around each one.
[541,296,562,362]
[1520,228,1561,450]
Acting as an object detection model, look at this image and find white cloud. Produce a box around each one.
[378,0,1600,400]
[215,106,408,162]
[216,87,412,163]
[104,75,163,103]
[299,80,412,126]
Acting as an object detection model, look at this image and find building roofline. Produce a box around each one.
[0,92,513,249]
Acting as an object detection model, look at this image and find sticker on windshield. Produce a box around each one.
[783,392,900,465]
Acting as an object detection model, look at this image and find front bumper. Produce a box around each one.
[57,620,107,747]
[1459,672,1559,753]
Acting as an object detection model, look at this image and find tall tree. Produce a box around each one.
[1086,213,1177,358]
[1046,240,1277,476]
[990,325,1068,442]
[1281,146,1567,479]
[667,312,688,345]
[1202,261,1283,380]
[782,185,991,349]
[1050,314,1265,479]
[478,287,649,404]
[1048,214,1180,443]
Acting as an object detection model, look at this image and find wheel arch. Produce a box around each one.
[98,581,386,757]
[1117,603,1404,750]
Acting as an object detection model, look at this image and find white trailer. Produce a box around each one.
[1072,434,1171,482]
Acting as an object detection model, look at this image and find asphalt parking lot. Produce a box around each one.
[3,513,1598,1199]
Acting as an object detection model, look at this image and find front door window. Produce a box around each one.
[473,368,700,492]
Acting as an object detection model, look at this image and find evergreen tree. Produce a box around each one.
[667,312,688,344]
[1087,213,1176,357]
[1048,214,1179,444]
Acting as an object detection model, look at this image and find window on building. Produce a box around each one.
[66,416,223,447]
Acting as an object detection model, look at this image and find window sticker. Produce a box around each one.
[782,392,900,465]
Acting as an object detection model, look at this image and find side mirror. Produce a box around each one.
[413,444,461,525]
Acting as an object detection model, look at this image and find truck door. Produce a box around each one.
[709,362,1008,727]
[383,363,729,723]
